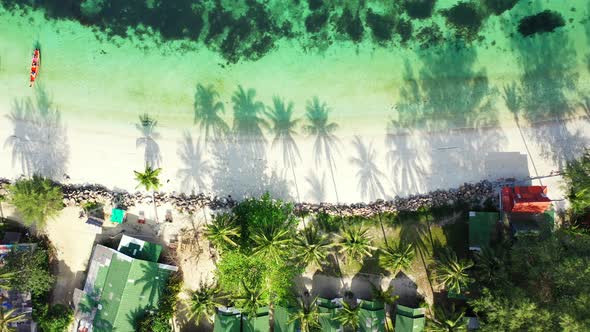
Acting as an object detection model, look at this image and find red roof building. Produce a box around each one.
[502,186,551,213]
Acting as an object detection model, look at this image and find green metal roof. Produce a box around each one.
[359,300,385,332]
[118,240,162,262]
[214,309,242,332]
[395,305,425,332]
[242,307,270,332]
[318,298,340,332]
[468,212,498,250]
[274,305,298,332]
[93,252,174,332]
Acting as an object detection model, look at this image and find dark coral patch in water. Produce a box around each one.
[482,0,520,15]
[365,9,395,43]
[336,7,364,42]
[518,10,565,37]
[396,18,413,43]
[305,10,329,33]
[403,0,437,19]
[441,2,484,41]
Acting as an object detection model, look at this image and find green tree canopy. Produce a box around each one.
[4,248,54,296]
[470,231,590,330]
[564,149,590,215]
[204,213,240,252]
[9,175,63,228]
[185,281,224,324]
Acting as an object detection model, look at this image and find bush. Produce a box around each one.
[518,10,565,37]
[35,304,73,332]
[564,149,590,216]
[4,248,54,297]
[9,175,63,228]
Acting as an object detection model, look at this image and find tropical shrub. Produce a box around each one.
[35,304,73,332]
[4,248,54,296]
[9,175,63,228]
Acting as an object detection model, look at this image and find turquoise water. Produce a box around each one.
[1,1,589,135]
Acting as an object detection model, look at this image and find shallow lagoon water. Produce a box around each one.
[0,0,589,202]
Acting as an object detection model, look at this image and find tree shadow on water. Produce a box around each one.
[4,84,69,180]
[349,136,387,201]
[135,113,161,168]
[176,131,210,194]
[508,2,587,168]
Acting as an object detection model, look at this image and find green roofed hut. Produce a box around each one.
[274,304,298,332]
[317,297,341,332]
[242,306,270,332]
[358,300,386,332]
[395,305,425,332]
[214,307,242,332]
[468,211,499,251]
[72,235,177,332]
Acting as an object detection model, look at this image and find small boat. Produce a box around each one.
[29,48,40,87]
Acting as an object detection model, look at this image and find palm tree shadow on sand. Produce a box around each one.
[4,84,69,180]
[177,131,210,194]
[208,134,290,201]
[267,96,302,201]
[136,113,162,168]
[193,83,229,143]
[231,85,268,160]
[349,136,388,202]
[305,170,326,204]
[304,97,341,203]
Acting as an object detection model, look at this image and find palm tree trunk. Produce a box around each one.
[153,190,159,222]
[0,202,4,222]
[378,214,389,248]
[417,247,435,294]
[291,165,307,229]
[327,158,340,204]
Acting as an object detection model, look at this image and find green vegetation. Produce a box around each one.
[35,304,73,332]
[334,299,361,331]
[564,149,590,218]
[0,307,26,332]
[4,247,54,296]
[184,281,224,325]
[289,296,322,332]
[137,273,183,332]
[469,231,590,330]
[9,175,63,229]
[134,165,162,222]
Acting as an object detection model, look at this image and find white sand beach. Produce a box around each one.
[0,2,589,205]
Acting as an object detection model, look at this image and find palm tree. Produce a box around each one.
[185,281,224,325]
[231,85,267,157]
[293,226,332,269]
[135,114,161,168]
[337,226,376,263]
[304,97,340,203]
[203,213,240,251]
[177,131,210,193]
[251,226,292,263]
[134,165,162,222]
[0,307,25,332]
[379,242,415,275]
[289,296,322,332]
[426,306,467,332]
[193,83,229,142]
[334,300,361,332]
[371,284,398,332]
[235,281,267,319]
[267,96,302,201]
[349,136,386,201]
[434,250,473,295]
[0,194,6,222]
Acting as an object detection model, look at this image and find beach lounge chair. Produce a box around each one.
[138,211,145,224]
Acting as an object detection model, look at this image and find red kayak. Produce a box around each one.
[29,48,40,87]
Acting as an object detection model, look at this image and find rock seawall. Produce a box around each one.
[0,178,497,217]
